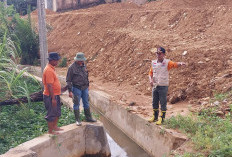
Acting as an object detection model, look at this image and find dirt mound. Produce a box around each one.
[34,0,232,109]
[143,0,232,10]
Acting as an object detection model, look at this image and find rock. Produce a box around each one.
[128,102,136,106]
[213,101,220,106]
[215,111,224,116]
[222,99,228,104]
[205,58,210,62]
[188,100,195,104]
[150,48,157,54]
[222,73,232,78]
[201,97,210,101]
[100,48,104,52]
[198,61,204,64]
[169,95,181,104]
[189,108,198,113]
[182,51,187,56]
[169,90,186,104]
[200,101,208,106]
[143,59,150,62]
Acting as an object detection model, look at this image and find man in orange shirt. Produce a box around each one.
[148,47,186,125]
[43,52,67,134]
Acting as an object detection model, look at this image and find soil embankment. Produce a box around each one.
[32,0,232,118]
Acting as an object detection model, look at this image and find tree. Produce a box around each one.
[4,0,37,15]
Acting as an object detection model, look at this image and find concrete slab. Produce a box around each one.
[1,123,111,157]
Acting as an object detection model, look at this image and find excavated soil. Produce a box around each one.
[32,0,232,118]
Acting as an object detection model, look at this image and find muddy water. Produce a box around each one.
[91,105,151,157]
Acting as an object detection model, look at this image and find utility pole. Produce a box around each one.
[37,0,48,75]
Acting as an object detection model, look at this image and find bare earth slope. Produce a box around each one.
[33,0,232,118]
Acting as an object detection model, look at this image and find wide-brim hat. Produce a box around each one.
[48,52,61,61]
[74,52,86,61]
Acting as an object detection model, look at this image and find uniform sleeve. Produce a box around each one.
[66,67,73,92]
[168,61,178,70]
[45,70,55,84]
[149,67,153,77]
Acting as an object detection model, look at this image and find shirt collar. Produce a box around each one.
[75,62,84,67]
[48,63,55,70]
[157,59,164,63]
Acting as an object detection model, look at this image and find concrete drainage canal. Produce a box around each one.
[2,66,187,157]
[1,90,186,157]
[1,105,151,157]
[91,104,151,157]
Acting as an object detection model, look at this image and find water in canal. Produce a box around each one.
[91,105,151,157]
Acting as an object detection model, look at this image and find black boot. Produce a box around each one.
[154,109,159,121]
[74,109,82,126]
[84,108,97,122]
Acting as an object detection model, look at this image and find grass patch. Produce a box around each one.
[0,102,77,154]
[174,152,204,157]
[165,111,232,156]
[0,77,80,155]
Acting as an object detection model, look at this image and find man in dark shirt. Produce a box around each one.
[66,52,96,126]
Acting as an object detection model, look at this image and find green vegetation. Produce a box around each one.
[0,96,77,154]
[174,153,204,157]
[0,2,39,65]
[58,57,67,67]
[5,0,37,15]
[13,13,39,65]
[165,108,232,156]
[0,76,83,155]
[0,2,77,155]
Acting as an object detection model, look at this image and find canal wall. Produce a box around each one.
[89,90,187,157]
[0,123,111,157]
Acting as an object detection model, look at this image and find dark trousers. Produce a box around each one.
[152,86,168,111]
[43,95,61,122]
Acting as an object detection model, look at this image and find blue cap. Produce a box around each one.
[48,52,61,61]
[157,47,166,54]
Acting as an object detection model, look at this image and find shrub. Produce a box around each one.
[58,57,67,67]
[0,2,39,65]
[13,14,39,65]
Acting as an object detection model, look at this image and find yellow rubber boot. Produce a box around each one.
[148,109,159,123]
[156,111,166,125]
[148,114,155,123]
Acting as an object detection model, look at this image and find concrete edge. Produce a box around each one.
[1,123,111,157]
[89,90,188,157]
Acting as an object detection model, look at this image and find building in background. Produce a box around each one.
[45,0,146,12]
